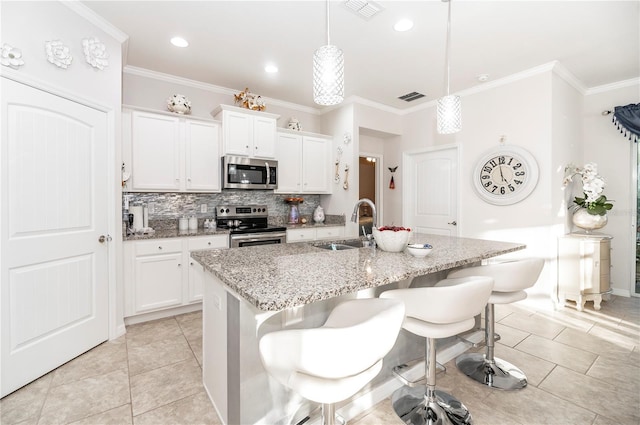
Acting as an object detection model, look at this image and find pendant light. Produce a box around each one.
[437,0,461,134]
[313,0,344,105]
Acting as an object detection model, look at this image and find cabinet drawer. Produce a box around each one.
[287,228,315,242]
[135,239,183,256]
[316,226,345,240]
[188,235,228,250]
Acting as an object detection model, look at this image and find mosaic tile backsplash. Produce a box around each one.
[124,190,332,222]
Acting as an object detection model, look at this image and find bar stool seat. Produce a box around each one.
[447,258,544,390]
[259,298,405,425]
[380,276,494,425]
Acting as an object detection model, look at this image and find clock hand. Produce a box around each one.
[498,165,506,182]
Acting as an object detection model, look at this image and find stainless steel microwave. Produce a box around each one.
[222,156,278,190]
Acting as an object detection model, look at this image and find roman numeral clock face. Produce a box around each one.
[473,145,539,205]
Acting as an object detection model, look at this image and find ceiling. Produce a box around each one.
[83,1,639,111]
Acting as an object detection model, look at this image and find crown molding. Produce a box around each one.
[123,65,320,115]
[585,77,640,95]
[551,61,587,94]
[61,1,129,43]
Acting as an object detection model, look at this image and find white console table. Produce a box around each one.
[557,233,612,311]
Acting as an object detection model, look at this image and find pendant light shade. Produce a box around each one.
[313,0,344,106]
[437,0,461,134]
[437,94,461,134]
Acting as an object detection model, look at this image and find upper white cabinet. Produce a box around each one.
[213,104,279,159]
[275,130,332,194]
[124,109,221,192]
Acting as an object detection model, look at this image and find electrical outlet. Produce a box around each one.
[201,204,207,213]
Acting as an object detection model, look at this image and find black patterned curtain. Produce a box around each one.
[612,103,640,142]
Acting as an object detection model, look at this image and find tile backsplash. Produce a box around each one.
[124,191,322,220]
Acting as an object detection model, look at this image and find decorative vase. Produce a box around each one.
[313,205,325,224]
[572,208,608,232]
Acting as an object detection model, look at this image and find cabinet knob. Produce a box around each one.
[158,246,163,250]
[190,262,194,266]
[178,263,182,267]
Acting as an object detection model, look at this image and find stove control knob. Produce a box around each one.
[253,208,256,212]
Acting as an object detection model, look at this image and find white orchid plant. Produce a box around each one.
[563,162,613,216]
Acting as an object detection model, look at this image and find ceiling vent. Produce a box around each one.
[398,92,425,102]
[343,0,383,20]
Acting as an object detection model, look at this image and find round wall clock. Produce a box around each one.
[472,144,539,205]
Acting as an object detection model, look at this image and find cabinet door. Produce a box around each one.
[134,252,184,313]
[253,116,276,158]
[131,111,181,191]
[223,111,252,156]
[185,120,220,191]
[286,228,316,243]
[188,259,205,303]
[275,133,303,193]
[302,136,331,193]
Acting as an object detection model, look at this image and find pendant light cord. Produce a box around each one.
[445,0,452,96]
[326,0,331,46]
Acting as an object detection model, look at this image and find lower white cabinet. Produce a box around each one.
[124,235,228,317]
[286,226,345,243]
[557,233,612,311]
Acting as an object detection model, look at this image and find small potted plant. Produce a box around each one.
[563,162,613,231]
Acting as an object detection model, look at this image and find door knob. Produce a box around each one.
[98,235,112,243]
[448,221,457,226]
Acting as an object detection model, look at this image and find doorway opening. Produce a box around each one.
[359,155,381,236]
[635,142,639,295]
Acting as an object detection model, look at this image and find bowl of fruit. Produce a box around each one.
[372,226,411,252]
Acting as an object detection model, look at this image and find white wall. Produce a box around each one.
[123,71,322,132]
[583,82,640,296]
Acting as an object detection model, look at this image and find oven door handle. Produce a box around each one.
[230,232,287,242]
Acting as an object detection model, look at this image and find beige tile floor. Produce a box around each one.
[1,295,638,425]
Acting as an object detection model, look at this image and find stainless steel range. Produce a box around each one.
[216,205,287,248]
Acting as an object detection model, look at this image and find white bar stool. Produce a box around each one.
[258,298,405,425]
[447,258,544,390]
[380,276,494,425]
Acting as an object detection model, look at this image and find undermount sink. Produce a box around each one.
[314,239,365,251]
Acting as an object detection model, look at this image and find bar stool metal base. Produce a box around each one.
[456,353,527,390]
[391,385,473,425]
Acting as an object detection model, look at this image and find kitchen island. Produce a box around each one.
[191,233,525,425]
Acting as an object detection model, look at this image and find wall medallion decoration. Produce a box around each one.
[1,43,25,69]
[45,40,73,69]
[472,143,539,205]
[82,37,109,70]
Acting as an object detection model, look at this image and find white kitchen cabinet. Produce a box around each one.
[126,109,221,192]
[124,234,228,319]
[275,130,332,194]
[557,233,612,311]
[187,235,228,303]
[213,105,279,159]
[286,226,344,243]
[128,239,185,315]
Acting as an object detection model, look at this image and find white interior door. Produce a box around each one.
[403,146,458,236]
[1,78,109,396]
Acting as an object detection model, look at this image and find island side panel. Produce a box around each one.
[203,271,228,423]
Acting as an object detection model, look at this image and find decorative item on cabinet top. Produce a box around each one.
[234,87,266,111]
[287,117,301,131]
[167,94,192,115]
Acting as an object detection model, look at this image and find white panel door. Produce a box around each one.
[403,147,458,236]
[1,78,109,396]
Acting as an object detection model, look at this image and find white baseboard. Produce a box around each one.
[124,303,202,326]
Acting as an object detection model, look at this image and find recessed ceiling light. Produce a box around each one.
[394,19,414,32]
[265,64,278,73]
[170,37,189,48]
[477,74,490,82]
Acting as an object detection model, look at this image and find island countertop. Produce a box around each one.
[190,233,525,311]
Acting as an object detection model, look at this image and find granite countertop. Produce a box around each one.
[124,228,230,241]
[190,233,525,311]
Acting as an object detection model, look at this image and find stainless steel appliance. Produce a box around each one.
[222,156,278,190]
[217,205,286,248]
